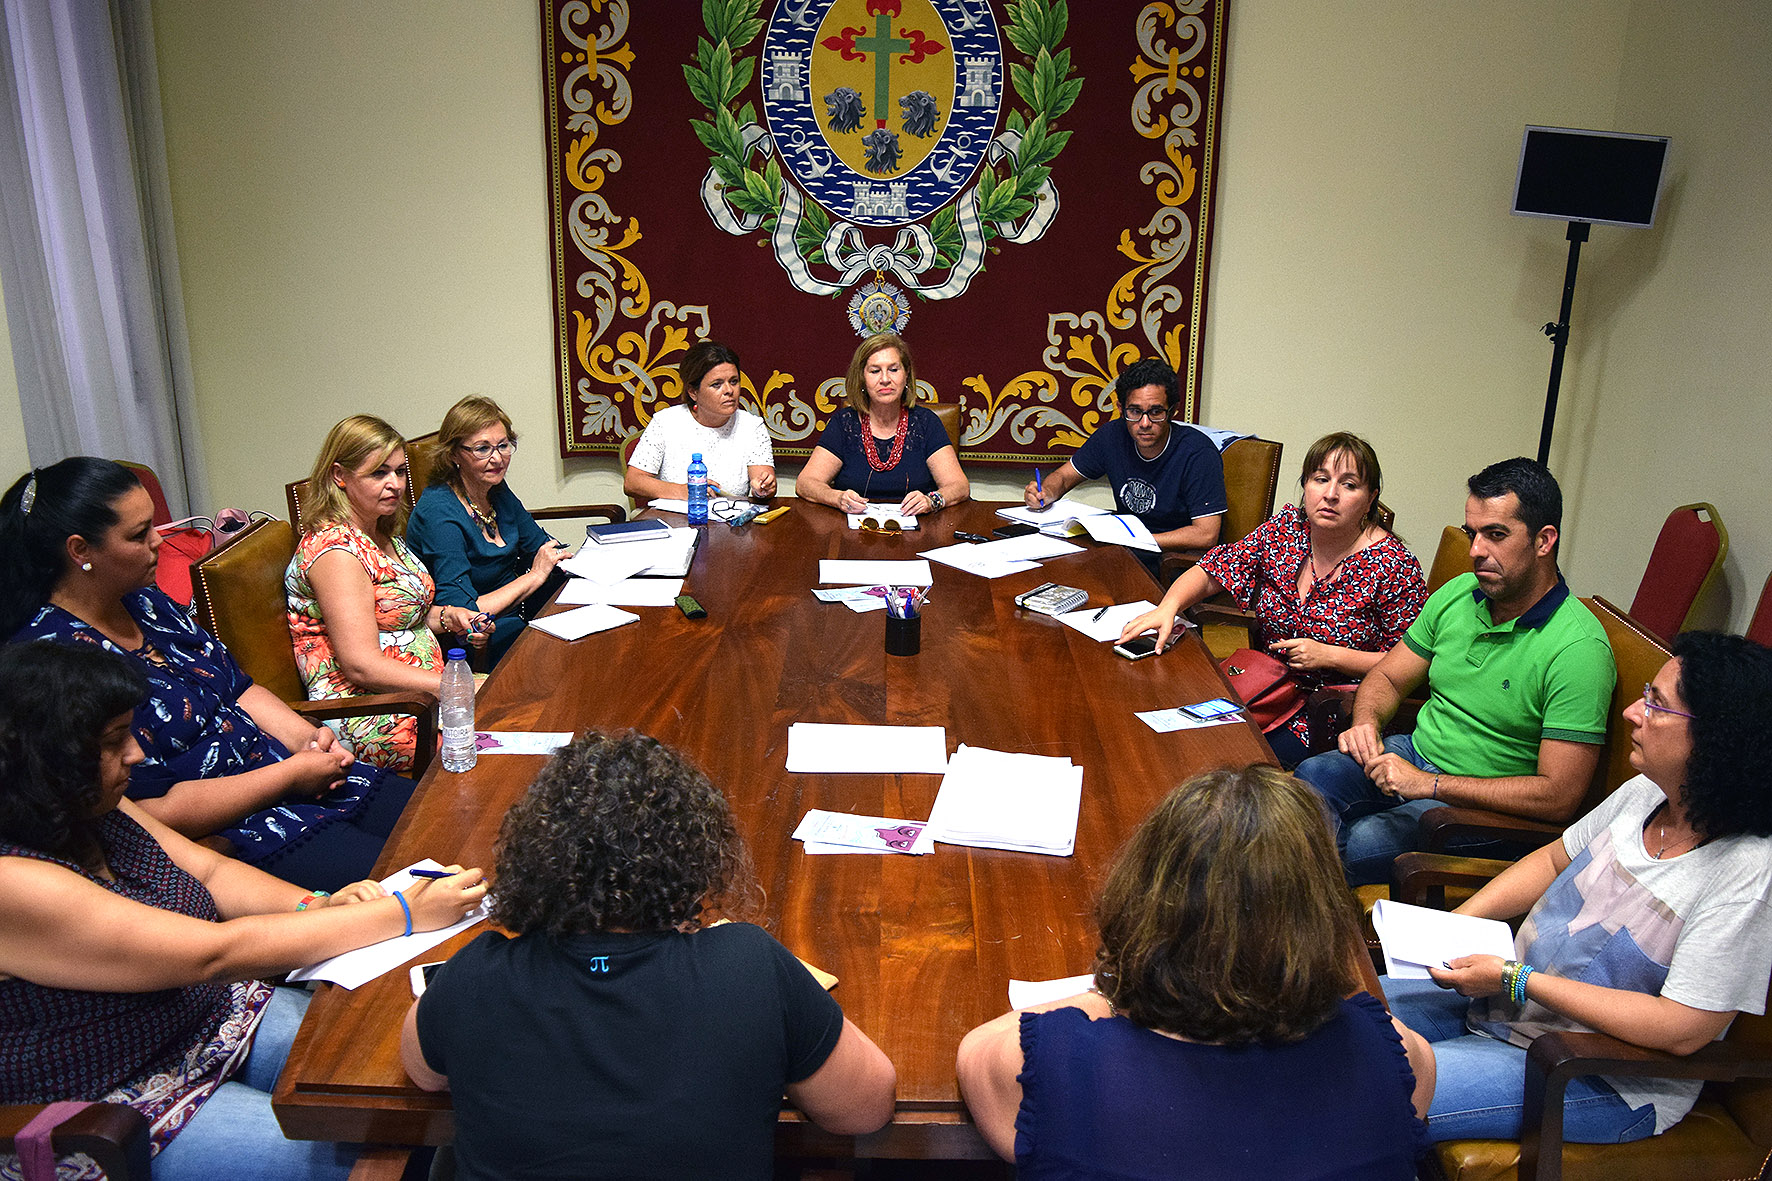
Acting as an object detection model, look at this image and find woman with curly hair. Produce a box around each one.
[1391,632,1772,1144]
[957,765,1432,1177]
[400,731,895,1178]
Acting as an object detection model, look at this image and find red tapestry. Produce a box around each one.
[543,0,1228,463]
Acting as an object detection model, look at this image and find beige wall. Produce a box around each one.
[5,2,1757,625]
[0,269,28,481]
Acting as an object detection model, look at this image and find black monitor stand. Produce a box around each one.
[1536,219,1590,466]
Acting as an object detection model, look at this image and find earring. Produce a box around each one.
[81,562,93,572]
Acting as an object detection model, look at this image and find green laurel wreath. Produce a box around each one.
[684,0,1081,277]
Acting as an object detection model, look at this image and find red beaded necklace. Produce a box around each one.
[864,410,911,472]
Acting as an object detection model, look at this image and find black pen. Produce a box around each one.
[954,531,989,543]
[1092,605,1109,621]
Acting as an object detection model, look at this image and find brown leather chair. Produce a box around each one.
[0,1103,148,1179]
[189,518,437,773]
[1159,435,1283,586]
[1427,524,1472,594]
[924,400,962,449]
[1392,855,1772,1181]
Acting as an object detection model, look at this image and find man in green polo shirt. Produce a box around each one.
[1295,457,1615,884]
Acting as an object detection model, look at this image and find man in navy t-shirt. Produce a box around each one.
[1023,357,1227,566]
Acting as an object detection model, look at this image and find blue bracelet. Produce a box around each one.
[393,889,412,937]
[1514,963,1533,1005]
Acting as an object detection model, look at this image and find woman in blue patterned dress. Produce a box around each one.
[1,458,415,892]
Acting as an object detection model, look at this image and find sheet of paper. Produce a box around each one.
[1080,512,1161,552]
[917,745,1082,856]
[473,731,574,755]
[287,860,489,990]
[785,723,949,773]
[967,533,1085,562]
[560,527,697,583]
[842,595,887,613]
[813,586,877,602]
[818,559,934,586]
[1008,973,1097,1010]
[791,810,927,854]
[996,496,1113,527]
[846,504,920,531]
[647,497,746,516]
[1135,706,1245,733]
[1372,899,1517,979]
[1055,600,1159,642]
[555,577,684,606]
[530,604,640,641]
[921,543,1042,580]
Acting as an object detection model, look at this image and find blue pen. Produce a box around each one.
[408,868,452,880]
[1033,466,1045,506]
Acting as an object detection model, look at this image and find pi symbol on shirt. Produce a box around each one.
[587,956,610,973]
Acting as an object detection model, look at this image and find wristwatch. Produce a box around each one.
[929,491,946,511]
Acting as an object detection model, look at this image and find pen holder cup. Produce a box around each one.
[885,613,922,657]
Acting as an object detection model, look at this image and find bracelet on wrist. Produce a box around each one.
[295,890,331,912]
[393,889,413,937]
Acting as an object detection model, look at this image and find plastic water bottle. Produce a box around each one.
[439,648,476,772]
[687,453,709,525]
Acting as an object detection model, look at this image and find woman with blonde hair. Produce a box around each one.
[795,333,968,516]
[406,397,571,665]
[286,416,483,771]
[958,765,1431,1177]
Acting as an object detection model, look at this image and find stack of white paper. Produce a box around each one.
[530,604,639,641]
[817,559,935,586]
[561,527,697,582]
[648,497,747,516]
[784,723,950,773]
[1371,899,1516,979]
[1054,600,1159,642]
[915,744,1083,856]
[1078,513,1161,552]
[556,577,684,606]
[997,497,1114,536]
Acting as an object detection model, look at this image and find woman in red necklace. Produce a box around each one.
[796,333,969,517]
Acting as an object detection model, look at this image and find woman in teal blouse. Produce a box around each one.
[405,397,570,666]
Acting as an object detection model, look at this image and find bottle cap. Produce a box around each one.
[447,648,467,661]
[691,453,703,461]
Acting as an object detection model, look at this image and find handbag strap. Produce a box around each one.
[15,1100,96,1181]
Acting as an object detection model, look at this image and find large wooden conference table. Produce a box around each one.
[273,500,1273,1161]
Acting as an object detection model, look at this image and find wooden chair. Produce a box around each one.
[1628,503,1727,644]
[1392,856,1772,1181]
[1748,571,1772,649]
[0,1102,149,1179]
[1159,435,1283,585]
[188,518,437,774]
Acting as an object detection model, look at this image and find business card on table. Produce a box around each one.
[792,809,928,854]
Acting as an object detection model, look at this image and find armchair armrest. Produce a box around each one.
[530,503,626,525]
[0,1102,150,1179]
[1390,851,1513,907]
[1521,1031,1772,1179]
[289,690,439,776]
[1419,806,1563,853]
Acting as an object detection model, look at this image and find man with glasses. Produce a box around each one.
[1295,457,1615,884]
[1020,357,1226,573]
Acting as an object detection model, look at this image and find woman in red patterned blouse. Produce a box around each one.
[1121,433,1427,765]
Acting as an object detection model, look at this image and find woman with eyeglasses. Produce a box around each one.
[407,397,571,666]
[795,332,969,517]
[287,416,484,772]
[1386,632,1772,1145]
[623,340,776,505]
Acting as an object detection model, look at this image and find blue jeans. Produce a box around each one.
[153,987,357,1181]
[1386,976,1656,1143]
[1296,735,1449,884]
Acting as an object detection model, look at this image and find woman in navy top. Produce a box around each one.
[406,397,572,665]
[795,333,969,517]
[957,765,1433,1178]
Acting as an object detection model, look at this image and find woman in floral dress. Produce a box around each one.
[286,416,484,771]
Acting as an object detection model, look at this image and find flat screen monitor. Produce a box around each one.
[1512,125,1670,229]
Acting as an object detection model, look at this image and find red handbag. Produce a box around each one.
[1219,647,1308,733]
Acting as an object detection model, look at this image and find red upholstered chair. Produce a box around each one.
[1628,503,1727,644]
[1746,571,1772,649]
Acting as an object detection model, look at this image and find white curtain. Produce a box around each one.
[0,0,207,515]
